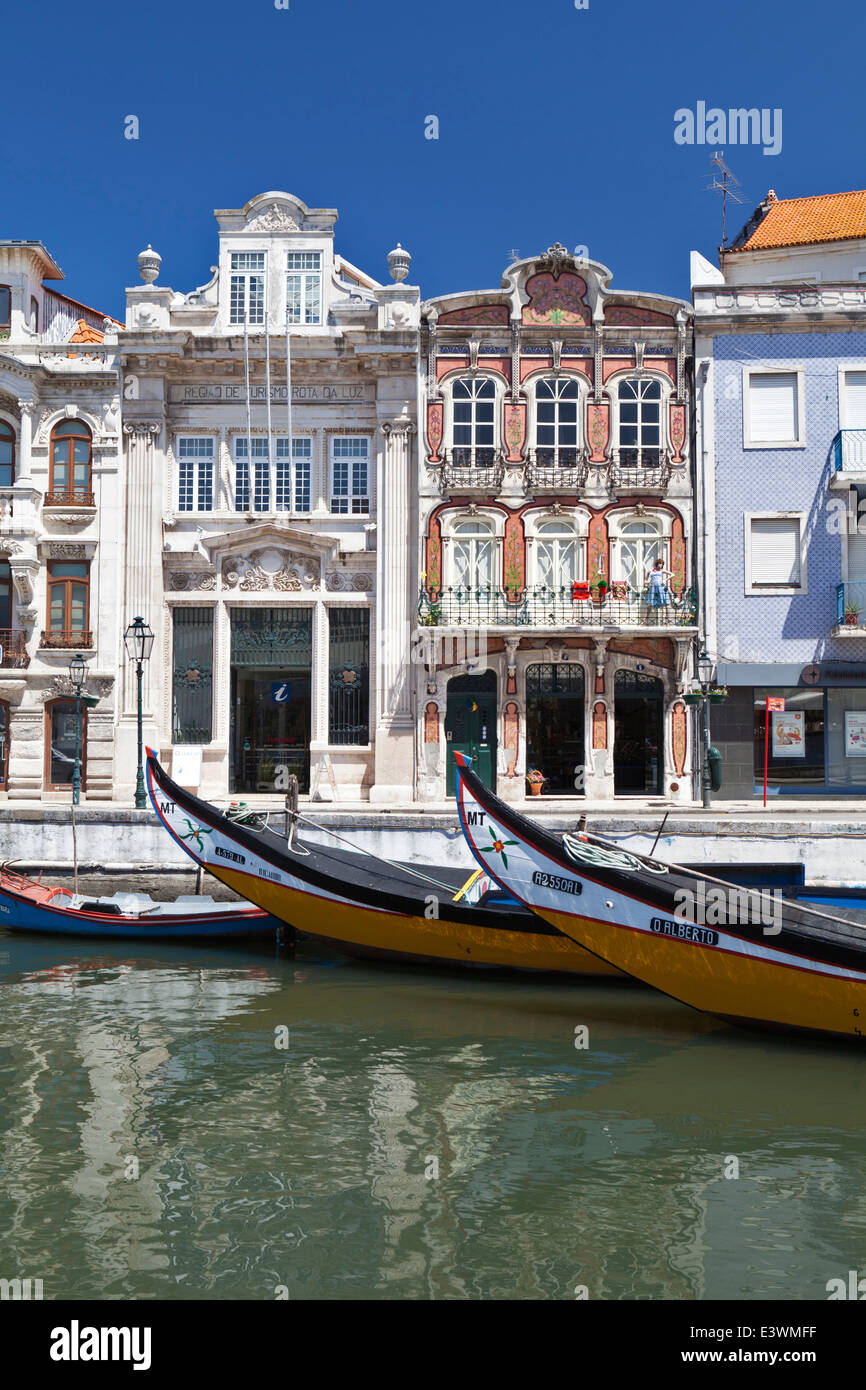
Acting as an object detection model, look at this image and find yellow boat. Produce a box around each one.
[454,752,866,1041]
[145,750,618,977]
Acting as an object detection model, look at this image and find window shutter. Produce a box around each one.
[749,373,798,442]
[750,518,800,586]
[843,371,866,429]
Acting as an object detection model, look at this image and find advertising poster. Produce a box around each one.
[771,710,805,758]
[845,711,866,756]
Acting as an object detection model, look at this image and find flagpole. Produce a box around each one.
[285,309,293,508]
[243,308,253,512]
[264,259,273,511]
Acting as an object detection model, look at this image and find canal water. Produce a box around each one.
[0,930,864,1301]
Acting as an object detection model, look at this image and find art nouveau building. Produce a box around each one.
[119,191,419,802]
[416,246,698,804]
[0,241,123,800]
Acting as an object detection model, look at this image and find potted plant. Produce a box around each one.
[708,687,728,704]
[683,690,703,707]
[845,602,861,627]
[526,769,546,797]
[590,571,609,603]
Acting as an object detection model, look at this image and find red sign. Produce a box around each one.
[766,697,786,712]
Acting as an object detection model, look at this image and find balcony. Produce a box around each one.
[525,448,588,491]
[0,491,13,522]
[831,430,866,487]
[608,449,673,491]
[834,581,866,635]
[39,629,93,650]
[0,629,30,668]
[44,489,95,509]
[439,448,504,494]
[418,584,698,630]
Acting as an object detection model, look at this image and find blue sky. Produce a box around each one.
[3,0,863,316]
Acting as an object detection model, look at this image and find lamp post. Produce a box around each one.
[68,652,87,807]
[697,647,715,810]
[124,616,155,810]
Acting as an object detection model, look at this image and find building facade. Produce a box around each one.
[416,246,699,805]
[118,190,419,803]
[0,241,123,800]
[694,189,866,797]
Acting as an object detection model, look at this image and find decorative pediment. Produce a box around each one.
[199,522,337,558]
[222,548,320,593]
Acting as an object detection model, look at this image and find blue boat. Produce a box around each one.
[0,865,283,940]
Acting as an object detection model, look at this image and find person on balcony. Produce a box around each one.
[645,559,673,622]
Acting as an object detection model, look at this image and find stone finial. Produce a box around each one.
[137,244,162,284]
[387,243,411,283]
[766,190,778,203]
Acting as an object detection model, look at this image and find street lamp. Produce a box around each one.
[124,616,155,810]
[68,652,87,807]
[696,647,715,810]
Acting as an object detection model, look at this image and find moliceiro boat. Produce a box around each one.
[454,752,866,1040]
[146,749,618,975]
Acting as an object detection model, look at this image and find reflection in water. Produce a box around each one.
[0,932,864,1300]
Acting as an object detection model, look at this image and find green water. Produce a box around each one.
[0,931,864,1301]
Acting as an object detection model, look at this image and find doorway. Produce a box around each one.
[614,669,664,795]
[445,670,497,796]
[230,607,313,793]
[526,663,586,795]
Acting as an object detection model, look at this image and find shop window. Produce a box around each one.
[172,607,214,744]
[753,688,824,790]
[49,419,92,504]
[328,608,369,745]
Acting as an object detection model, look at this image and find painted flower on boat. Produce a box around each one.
[179,819,214,852]
[479,824,518,869]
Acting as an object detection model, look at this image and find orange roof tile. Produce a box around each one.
[69,319,104,344]
[733,189,866,251]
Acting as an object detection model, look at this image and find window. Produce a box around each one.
[534,519,584,589]
[0,420,14,486]
[276,436,312,512]
[612,517,666,591]
[617,378,662,464]
[173,607,214,745]
[329,608,369,745]
[45,561,90,646]
[840,370,866,429]
[49,419,92,504]
[0,560,11,630]
[744,370,803,447]
[229,251,265,325]
[0,286,9,337]
[452,377,496,463]
[746,515,804,592]
[177,437,215,512]
[535,378,580,463]
[330,437,369,513]
[234,437,270,512]
[46,700,87,790]
[451,517,496,588]
[30,297,39,332]
[286,252,322,325]
[0,700,8,787]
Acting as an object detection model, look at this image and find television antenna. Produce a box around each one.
[706,153,745,250]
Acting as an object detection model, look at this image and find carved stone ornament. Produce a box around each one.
[248,202,299,232]
[222,550,319,592]
[123,421,161,437]
[49,543,87,559]
[168,570,217,592]
[538,243,576,280]
[49,513,96,528]
[325,570,375,592]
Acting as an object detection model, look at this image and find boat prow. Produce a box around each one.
[454,752,866,1040]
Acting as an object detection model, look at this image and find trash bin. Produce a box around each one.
[707,745,723,792]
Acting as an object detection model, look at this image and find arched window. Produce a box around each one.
[451,516,496,589]
[0,421,14,486]
[0,286,10,337]
[534,519,584,589]
[452,377,496,465]
[50,419,92,504]
[617,377,662,464]
[535,378,580,464]
[612,517,666,591]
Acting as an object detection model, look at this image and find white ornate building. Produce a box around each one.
[0,241,123,799]
[118,191,419,802]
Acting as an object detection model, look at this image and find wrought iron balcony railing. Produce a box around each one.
[440,448,504,493]
[833,430,866,473]
[608,448,673,489]
[525,448,589,490]
[418,584,698,629]
[44,489,95,508]
[39,629,93,649]
[0,629,30,668]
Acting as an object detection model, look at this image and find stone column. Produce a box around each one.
[370,414,416,802]
[116,420,163,801]
[15,399,34,483]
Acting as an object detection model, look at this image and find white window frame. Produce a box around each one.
[447,374,500,461]
[530,375,584,463]
[742,366,805,449]
[286,251,322,326]
[276,435,313,513]
[229,251,266,326]
[232,435,271,513]
[837,363,866,430]
[744,511,808,595]
[176,436,216,513]
[330,436,370,514]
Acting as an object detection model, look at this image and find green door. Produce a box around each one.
[445,671,497,797]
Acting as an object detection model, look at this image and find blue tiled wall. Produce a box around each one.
[714,331,866,664]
